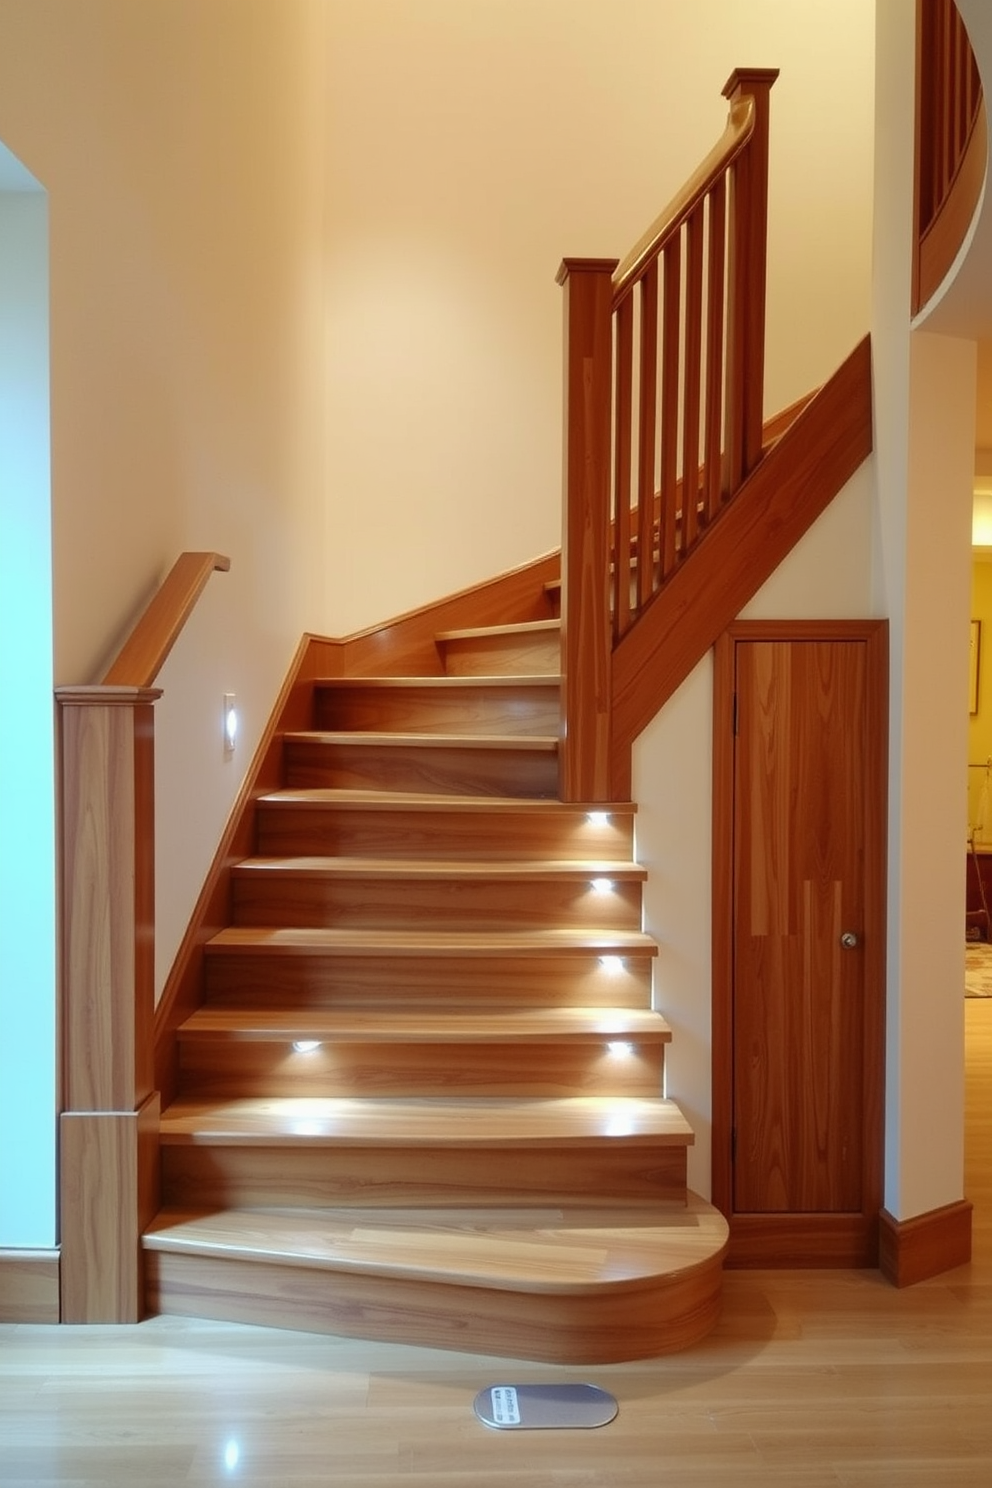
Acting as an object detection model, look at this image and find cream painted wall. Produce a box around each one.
[321,0,876,636]
[0,0,332,1012]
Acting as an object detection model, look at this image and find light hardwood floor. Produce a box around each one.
[3,1001,990,1487]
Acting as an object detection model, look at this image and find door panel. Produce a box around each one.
[712,621,886,1267]
[733,640,866,1214]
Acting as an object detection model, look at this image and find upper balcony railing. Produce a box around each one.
[914,0,987,313]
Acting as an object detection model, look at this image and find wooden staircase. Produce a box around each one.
[143,601,728,1364]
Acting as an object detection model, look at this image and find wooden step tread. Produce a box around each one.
[257,789,636,815]
[207,926,658,957]
[159,1094,693,1146]
[313,674,559,688]
[179,1007,671,1043]
[143,1193,725,1293]
[284,731,558,751]
[231,856,646,881]
[435,619,561,643]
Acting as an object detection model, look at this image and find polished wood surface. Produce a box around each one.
[3,1008,989,1483]
[284,731,560,798]
[733,640,868,1213]
[230,856,645,932]
[255,790,637,860]
[556,257,617,803]
[312,676,560,735]
[435,618,561,676]
[880,1198,974,1286]
[0,1249,59,1323]
[59,1094,159,1324]
[58,689,160,1112]
[610,335,873,798]
[101,550,230,687]
[712,622,887,1267]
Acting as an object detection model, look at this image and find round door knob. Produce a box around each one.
[840,931,859,949]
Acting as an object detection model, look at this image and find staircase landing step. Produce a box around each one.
[144,1195,724,1292]
[143,1194,728,1362]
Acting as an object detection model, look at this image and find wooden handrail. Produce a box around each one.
[102,550,230,687]
[558,69,777,802]
[612,94,755,304]
[913,0,986,313]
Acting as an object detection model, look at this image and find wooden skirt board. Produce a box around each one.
[711,622,887,1266]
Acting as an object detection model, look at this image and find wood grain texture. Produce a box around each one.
[312,677,560,736]
[557,258,618,803]
[880,1199,974,1287]
[144,1210,726,1363]
[610,334,872,794]
[434,619,560,676]
[283,733,559,798]
[230,856,644,933]
[255,791,636,861]
[0,1249,60,1323]
[60,1093,159,1323]
[711,622,887,1267]
[101,551,230,687]
[57,688,160,1112]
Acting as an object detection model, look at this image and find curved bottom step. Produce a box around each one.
[143,1193,728,1363]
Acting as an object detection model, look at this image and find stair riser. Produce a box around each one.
[256,806,635,861]
[160,1143,688,1210]
[176,1039,665,1099]
[439,634,561,676]
[284,742,558,798]
[204,952,655,1009]
[144,1250,724,1363]
[313,683,559,736]
[230,876,643,932]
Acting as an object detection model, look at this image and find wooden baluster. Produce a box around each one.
[556,257,618,804]
[722,68,778,495]
[57,686,162,1322]
[681,202,705,554]
[660,237,682,577]
[704,177,727,521]
[614,292,634,641]
[636,262,659,615]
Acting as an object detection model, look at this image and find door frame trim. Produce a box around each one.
[712,619,888,1266]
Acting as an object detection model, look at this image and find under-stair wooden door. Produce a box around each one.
[712,621,887,1267]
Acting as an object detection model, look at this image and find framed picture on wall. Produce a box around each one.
[971,619,981,715]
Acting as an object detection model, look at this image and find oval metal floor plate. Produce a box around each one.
[473,1383,618,1430]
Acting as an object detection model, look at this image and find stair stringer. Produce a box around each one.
[607,335,873,797]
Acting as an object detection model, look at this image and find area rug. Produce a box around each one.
[965,941,992,997]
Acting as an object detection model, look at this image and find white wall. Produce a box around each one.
[0,182,55,1247]
[872,1,975,1221]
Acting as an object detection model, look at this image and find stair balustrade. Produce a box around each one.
[557,70,777,802]
[914,0,986,313]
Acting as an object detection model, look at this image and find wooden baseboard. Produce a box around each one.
[0,1248,61,1322]
[879,1199,973,1288]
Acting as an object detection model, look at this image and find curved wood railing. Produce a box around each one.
[55,551,229,1322]
[914,0,987,313]
[558,69,777,801]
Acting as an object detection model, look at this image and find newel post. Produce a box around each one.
[56,685,162,1322]
[556,256,618,804]
[722,67,778,492]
